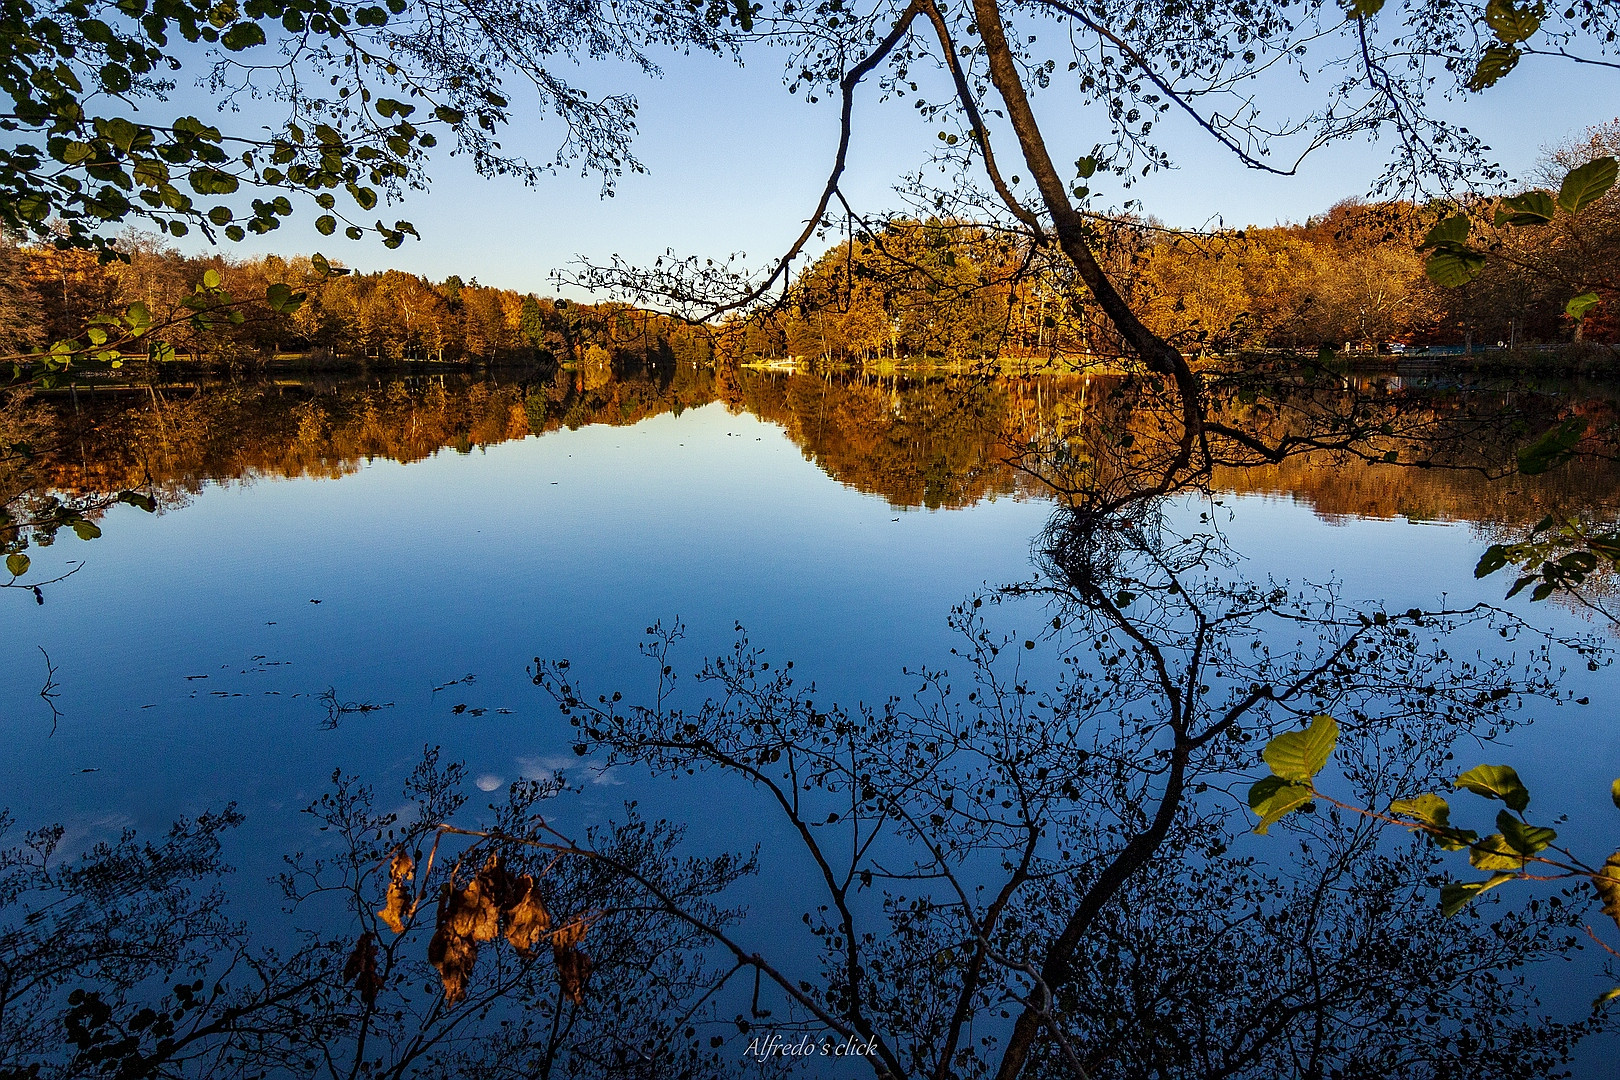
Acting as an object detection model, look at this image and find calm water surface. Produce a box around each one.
[4,367,1619,1077]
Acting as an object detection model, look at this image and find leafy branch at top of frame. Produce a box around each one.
[2,0,740,255]
[1248,712,1620,1006]
[0,0,459,253]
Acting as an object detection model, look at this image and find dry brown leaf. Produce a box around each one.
[550,917,587,950]
[1595,852,1620,929]
[377,849,414,935]
[428,920,478,1006]
[442,857,501,943]
[343,931,382,1007]
[554,946,593,1005]
[503,875,551,956]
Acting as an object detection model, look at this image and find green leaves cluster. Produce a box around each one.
[1247,713,1337,833]
[1251,721,1620,1003]
[1417,214,1487,288]
[0,0,481,254]
[1392,764,1561,916]
[1418,156,1617,323]
[1466,0,1544,90]
[1475,512,1620,605]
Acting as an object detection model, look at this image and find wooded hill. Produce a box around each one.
[2,124,1616,369]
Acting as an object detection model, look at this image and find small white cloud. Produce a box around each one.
[516,754,623,786]
[475,774,503,792]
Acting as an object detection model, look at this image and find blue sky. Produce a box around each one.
[188,42,1619,297]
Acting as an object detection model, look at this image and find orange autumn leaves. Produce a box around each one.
[355,846,594,1008]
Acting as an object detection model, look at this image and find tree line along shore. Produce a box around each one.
[4,123,1617,375]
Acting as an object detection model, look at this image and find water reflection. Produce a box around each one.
[3,364,1620,1078]
[9,365,1620,524]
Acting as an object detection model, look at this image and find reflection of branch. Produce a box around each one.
[317,687,394,730]
[38,646,61,736]
[2,560,83,602]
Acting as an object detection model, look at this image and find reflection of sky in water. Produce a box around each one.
[3,400,1619,1071]
[0,402,1049,842]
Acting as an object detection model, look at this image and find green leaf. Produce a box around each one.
[124,302,150,333]
[265,283,304,314]
[70,521,102,541]
[1596,853,1620,925]
[1484,0,1541,43]
[202,268,222,289]
[1420,214,1471,248]
[1440,872,1515,916]
[188,168,240,196]
[1261,713,1339,782]
[1557,157,1618,214]
[1516,417,1586,475]
[316,214,337,236]
[1390,795,1479,851]
[1612,778,1620,810]
[1454,763,1531,811]
[6,553,29,577]
[1433,826,1482,852]
[221,22,267,51]
[1467,44,1521,90]
[1425,248,1487,287]
[117,491,156,512]
[1076,155,1098,179]
[1494,190,1556,226]
[99,117,138,152]
[1390,792,1452,828]
[1497,810,1555,856]
[1566,292,1602,321]
[1475,545,1509,578]
[60,140,96,165]
[1248,776,1315,834]
[1470,832,1527,870]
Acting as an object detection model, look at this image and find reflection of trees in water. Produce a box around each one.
[6,368,1620,1077]
[11,369,1620,526]
[5,544,1607,1077]
[0,756,748,1080]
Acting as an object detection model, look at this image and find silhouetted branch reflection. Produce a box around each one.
[527,574,1603,1077]
[5,364,1620,1077]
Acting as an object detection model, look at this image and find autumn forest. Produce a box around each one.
[4,123,1619,372]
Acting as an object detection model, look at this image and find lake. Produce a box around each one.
[3,364,1619,1078]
